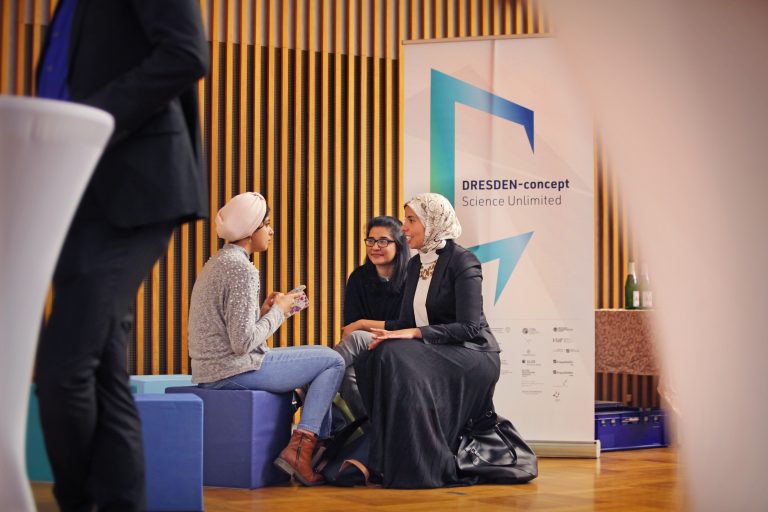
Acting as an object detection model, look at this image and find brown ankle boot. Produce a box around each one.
[274,430,325,486]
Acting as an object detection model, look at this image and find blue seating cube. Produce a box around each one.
[135,393,204,512]
[165,387,292,489]
[130,374,193,394]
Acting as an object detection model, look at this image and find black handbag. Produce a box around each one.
[455,410,538,484]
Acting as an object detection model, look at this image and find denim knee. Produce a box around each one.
[328,349,345,370]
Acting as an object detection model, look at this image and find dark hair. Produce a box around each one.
[252,206,271,231]
[363,215,409,294]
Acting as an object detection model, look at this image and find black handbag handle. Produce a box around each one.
[464,409,497,432]
[493,423,518,464]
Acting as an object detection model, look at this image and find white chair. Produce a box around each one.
[0,95,113,512]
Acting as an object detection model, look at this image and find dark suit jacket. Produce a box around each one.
[38,0,210,227]
[385,240,500,352]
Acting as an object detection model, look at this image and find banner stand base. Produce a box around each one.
[528,440,601,458]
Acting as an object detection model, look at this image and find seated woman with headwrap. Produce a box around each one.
[352,192,502,488]
[188,192,344,486]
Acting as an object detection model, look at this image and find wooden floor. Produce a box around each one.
[32,448,684,511]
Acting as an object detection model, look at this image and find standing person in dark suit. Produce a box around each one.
[34,1,209,510]
[353,192,502,488]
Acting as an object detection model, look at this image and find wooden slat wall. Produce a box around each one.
[596,372,661,409]
[3,0,633,377]
[595,137,637,309]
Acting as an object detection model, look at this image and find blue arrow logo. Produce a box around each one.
[430,69,534,302]
[466,232,533,304]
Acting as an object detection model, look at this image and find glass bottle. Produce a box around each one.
[624,261,640,309]
[639,263,653,309]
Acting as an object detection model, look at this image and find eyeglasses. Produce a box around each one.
[364,238,396,248]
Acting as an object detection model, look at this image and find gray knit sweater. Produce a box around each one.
[188,244,285,384]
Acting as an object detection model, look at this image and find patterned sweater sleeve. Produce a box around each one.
[223,260,284,355]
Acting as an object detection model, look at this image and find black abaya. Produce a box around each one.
[355,340,501,488]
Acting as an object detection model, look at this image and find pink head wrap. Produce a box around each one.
[215,192,268,241]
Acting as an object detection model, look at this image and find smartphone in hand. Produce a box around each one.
[286,285,309,317]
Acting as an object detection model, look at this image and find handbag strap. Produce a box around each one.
[339,459,370,485]
[314,415,369,472]
[493,423,518,464]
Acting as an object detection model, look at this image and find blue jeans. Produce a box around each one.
[200,345,344,438]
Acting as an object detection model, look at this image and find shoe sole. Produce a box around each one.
[273,457,325,487]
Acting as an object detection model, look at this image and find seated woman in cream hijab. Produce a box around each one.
[188,192,344,486]
[347,192,502,488]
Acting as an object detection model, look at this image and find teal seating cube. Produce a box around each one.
[130,374,193,394]
[26,384,53,482]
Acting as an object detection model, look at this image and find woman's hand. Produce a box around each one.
[260,292,280,318]
[340,321,359,339]
[341,319,386,339]
[368,327,421,350]
[272,291,303,317]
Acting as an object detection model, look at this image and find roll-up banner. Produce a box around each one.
[404,37,596,454]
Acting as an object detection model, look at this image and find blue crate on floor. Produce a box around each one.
[130,374,193,394]
[596,407,668,451]
[166,386,292,489]
[135,393,204,512]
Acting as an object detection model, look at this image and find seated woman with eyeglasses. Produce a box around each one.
[334,216,409,419]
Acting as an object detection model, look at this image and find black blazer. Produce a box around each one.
[385,240,500,352]
[38,0,210,228]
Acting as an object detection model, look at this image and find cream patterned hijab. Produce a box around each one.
[405,193,462,254]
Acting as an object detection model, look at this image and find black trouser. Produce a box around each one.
[35,204,174,512]
[334,330,375,421]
